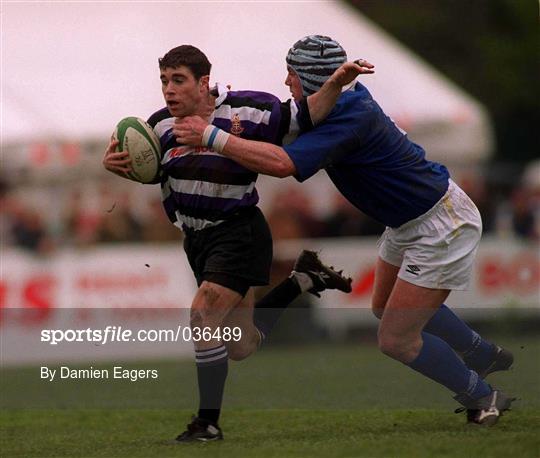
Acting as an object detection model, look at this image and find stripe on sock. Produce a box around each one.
[465,370,480,397]
[291,271,314,293]
[195,345,228,366]
[462,331,481,357]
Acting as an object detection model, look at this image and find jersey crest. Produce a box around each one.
[230,113,244,135]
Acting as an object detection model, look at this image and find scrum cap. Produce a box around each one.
[286,35,347,96]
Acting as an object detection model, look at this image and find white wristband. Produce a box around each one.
[201,125,230,153]
[201,125,214,146]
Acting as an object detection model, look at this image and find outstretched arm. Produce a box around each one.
[307,59,374,124]
[173,59,373,177]
[174,116,294,177]
[174,115,294,177]
[221,135,295,178]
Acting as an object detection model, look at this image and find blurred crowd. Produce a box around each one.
[1,172,538,256]
[1,181,179,255]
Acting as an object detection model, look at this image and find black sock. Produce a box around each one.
[195,344,228,425]
[253,277,301,338]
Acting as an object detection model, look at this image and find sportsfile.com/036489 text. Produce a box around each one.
[40,326,242,345]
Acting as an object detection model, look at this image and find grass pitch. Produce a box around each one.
[2,336,539,457]
[2,409,539,458]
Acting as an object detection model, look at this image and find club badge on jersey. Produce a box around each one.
[230,114,244,136]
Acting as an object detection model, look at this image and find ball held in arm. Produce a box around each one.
[112,117,162,184]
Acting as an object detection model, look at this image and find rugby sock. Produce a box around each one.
[291,272,314,293]
[195,345,228,425]
[423,304,495,373]
[408,332,491,400]
[253,277,302,339]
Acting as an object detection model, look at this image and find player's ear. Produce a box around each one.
[199,75,210,91]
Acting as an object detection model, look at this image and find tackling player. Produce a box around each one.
[103,45,372,441]
[175,36,515,427]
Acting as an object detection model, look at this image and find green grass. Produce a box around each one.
[1,337,539,457]
[1,409,539,458]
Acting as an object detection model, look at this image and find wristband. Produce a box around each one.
[202,125,230,153]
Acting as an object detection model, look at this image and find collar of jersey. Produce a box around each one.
[342,81,356,92]
[213,83,230,106]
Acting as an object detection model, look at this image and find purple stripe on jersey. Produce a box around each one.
[212,91,285,143]
[226,90,282,105]
[163,153,255,175]
[160,129,175,150]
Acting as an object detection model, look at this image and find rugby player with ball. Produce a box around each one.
[103,45,373,442]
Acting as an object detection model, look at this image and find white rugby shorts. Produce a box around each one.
[378,180,482,290]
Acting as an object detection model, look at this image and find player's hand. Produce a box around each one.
[102,138,132,175]
[329,59,374,87]
[174,116,210,146]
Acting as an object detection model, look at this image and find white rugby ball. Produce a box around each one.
[112,117,162,184]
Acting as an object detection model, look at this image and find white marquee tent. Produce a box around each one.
[2,1,492,167]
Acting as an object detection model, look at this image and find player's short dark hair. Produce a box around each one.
[158,45,212,79]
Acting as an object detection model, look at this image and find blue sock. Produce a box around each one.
[423,304,495,371]
[408,332,491,399]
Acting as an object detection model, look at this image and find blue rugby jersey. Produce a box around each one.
[147,88,300,231]
[284,82,450,228]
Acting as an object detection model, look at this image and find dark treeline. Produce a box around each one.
[349,0,539,164]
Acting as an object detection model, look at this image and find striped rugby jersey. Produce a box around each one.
[147,87,302,232]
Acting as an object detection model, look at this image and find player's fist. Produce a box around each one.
[174,116,209,146]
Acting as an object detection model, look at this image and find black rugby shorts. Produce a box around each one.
[183,206,273,296]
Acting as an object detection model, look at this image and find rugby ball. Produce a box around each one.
[112,117,162,184]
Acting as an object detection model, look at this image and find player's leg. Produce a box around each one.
[371,257,400,319]
[378,280,491,402]
[175,280,244,442]
[377,180,514,424]
[374,183,513,378]
[423,303,513,378]
[378,280,514,425]
[221,288,260,361]
[177,207,276,442]
[223,250,354,359]
[372,257,512,377]
[253,250,353,341]
[422,182,514,376]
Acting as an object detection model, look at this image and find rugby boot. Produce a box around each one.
[293,250,352,297]
[174,416,223,442]
[454,388,516,426]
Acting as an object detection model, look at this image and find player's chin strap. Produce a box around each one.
[202,125,230,153]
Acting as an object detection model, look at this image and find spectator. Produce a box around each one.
[10,205,55,255]
[510,187,537,240]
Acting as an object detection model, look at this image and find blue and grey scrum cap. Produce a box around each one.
[286,35,348,97]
